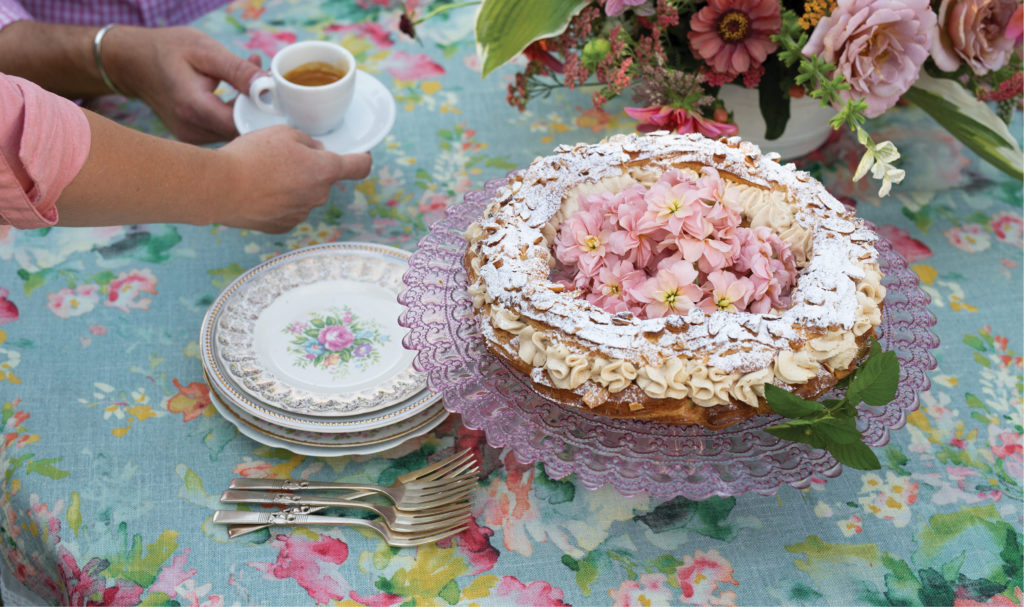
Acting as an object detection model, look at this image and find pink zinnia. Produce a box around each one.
[624,105,739,138]
[687,0,781,76]
[634,261,701,317]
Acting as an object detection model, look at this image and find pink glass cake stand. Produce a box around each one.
[398,175,939,500]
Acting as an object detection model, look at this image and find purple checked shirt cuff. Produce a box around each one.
[0,1,32,29]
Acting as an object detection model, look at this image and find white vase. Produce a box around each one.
[719,84,836,160]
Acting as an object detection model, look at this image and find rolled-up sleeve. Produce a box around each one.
[0,74,91,229]
[0,1,31,29]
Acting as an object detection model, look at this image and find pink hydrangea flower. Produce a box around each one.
[589,260,645,313]
[699,270,753,313]
[687,0,781,76]
[932,0,1017,75]
[624,105,739,138]
[580,191,619,217]
[644,177,702,235]
[554,210,613,275]
[634,260,701,317]
[609,198,662,268]
[552,166,799,320]
[804,0,936,118]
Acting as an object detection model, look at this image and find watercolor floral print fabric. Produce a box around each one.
[0,1,1020,605]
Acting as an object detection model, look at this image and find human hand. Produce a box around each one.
[102,26,262,144]
[214,125,372,233]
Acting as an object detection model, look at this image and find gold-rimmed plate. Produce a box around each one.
[202,243,427,418]
[206,376,449,456]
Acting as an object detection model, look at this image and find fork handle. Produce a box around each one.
[223,489,373,537]
[215,510,377,528]
[229,478,383,493]
[222,490,384,509]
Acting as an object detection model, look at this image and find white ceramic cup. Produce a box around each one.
[249,41,357,136]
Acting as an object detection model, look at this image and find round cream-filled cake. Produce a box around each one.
[463,132,885,428]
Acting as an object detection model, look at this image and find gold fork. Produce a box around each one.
[220,490,472,533]
[224,449,479,537]
[227,449,478,510]
[213,508,470,547]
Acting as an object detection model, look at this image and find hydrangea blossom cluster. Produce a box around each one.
[552,168,797,319]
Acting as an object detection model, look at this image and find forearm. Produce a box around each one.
[0,20,114,98]
[56,110,232,227]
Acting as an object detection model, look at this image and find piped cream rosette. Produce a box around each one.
[463,132,885,427]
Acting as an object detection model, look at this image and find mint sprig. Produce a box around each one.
[763,339,901,470]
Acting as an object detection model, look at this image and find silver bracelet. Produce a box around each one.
[92,24,125,96]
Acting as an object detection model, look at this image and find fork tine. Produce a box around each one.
[389,524,470,547]
[399,489,476,512]
[403,474,479,495]
[399,449,473,483]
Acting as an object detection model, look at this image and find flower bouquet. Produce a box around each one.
[459,0,1023,195]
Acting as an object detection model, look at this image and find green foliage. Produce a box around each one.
[635,496,741,541]
[475,0,590,77]
[905,74,1024,181]
[103,524,179,588]
[759,56,791,140]
[764,338,901,470]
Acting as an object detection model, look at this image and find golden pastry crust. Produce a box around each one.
[463,132,885,428]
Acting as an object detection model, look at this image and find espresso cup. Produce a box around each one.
[249,41,357,136]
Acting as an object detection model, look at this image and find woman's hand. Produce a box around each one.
[102,26,263,144]
[214,126,373,233]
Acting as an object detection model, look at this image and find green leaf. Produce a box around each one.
[965,393,986,409]
[847,349,900,406]
[25,457,70,480]
[67,491,82,536]
[765,420,827,449]
[759,56,791,140]
[904,75,1023,181]
[963,334,988,352]
[17,268,49,295]
[476,0,590,77]
[439,579,460,605]
[828,440,881,470]
[764,384,824,418]
[815,418,862,444]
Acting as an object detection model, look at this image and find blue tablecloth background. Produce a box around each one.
[0,2,1021,605]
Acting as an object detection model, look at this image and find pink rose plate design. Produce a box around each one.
[398,175,940,500]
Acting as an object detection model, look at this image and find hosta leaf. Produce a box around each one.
[476,0,590,77]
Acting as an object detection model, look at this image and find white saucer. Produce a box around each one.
[233,70,396,154]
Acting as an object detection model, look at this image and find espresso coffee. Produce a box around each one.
[283,61,347,87]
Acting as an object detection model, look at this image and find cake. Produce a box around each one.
[463,132,885,428]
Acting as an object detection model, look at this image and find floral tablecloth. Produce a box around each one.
[1,1,1021,605]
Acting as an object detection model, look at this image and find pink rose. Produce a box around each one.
[931,0,1017,75]
[318,325,354,351]
[804,0,937,118]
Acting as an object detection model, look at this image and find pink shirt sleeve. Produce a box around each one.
[0,73,91,229]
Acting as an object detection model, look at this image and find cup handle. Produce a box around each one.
[248,75,280,115]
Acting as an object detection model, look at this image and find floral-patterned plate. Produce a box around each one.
[207,377,449,457]
[203,242,427,417]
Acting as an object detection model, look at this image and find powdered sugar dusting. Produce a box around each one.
[467,132,878,373]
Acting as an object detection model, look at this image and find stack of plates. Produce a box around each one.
[199,242,446,457]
